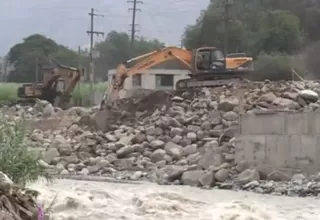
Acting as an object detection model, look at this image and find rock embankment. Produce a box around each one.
[4,80,320,197]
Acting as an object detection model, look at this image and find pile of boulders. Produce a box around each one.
[221,80,320,112]
[5,80,320,196]
[238,172,320,197]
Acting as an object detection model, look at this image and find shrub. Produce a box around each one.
[248,52,306,81]
[0,115,49,186]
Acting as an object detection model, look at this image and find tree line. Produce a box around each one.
[5,0,320,82]
[183,0,320,80]
[5,32,164,82]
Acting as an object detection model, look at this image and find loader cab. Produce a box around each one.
[194,47,226,73]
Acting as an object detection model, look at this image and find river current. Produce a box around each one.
[30,179,320,220]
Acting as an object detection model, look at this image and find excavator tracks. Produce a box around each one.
[175,68,252,91]
[175,77,242,91]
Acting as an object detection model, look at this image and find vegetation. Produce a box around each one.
[182,0,320,79]
[0,82,107,103]
[0,83,20,102]
[7,34,79,83]
[71,82,107,101]
[0,116,48,186]
[94,31,164,74]
[249,53,306,81]
[6,32,164,83]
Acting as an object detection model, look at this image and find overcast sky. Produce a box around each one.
[0,0,208,56]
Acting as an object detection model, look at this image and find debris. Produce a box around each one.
[4,79,320,197]
[0,172,41,220]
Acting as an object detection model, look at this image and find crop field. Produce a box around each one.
[0,82,107,102]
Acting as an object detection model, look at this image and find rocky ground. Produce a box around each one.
[4,80,320,198]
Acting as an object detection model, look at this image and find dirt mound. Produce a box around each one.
[128,90,173,112]
[93,90,173,131]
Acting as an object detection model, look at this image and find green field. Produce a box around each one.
[72,82,107,100]
[0,82,107,102]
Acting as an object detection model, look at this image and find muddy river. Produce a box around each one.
[30,179,320,220]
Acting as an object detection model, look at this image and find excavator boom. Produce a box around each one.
[101,47,192,109]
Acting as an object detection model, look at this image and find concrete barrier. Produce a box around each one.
[235,111,320,175]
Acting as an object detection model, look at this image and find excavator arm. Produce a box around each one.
[18,64,82,109]
[41,65,81,107]
[101,46,192,109]
[44,65,81,94]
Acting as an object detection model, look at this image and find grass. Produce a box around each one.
[72,82,107,100]
[0,82,107,103]
[0,83,20,102]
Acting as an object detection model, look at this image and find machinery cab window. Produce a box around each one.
[56,80,65,93]
[196,49,225,71]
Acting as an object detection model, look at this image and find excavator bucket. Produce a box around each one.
[100,76,120,109]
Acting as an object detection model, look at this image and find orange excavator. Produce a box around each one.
[100,46,253,109]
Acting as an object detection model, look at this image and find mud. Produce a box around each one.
[32,179,320,220]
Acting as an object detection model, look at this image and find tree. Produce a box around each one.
[93,31,164,80]
[257,10,304,54]
[7,34,79,82]
[182,5,246,53]
[182,0,304,56]
[261,0,320,42]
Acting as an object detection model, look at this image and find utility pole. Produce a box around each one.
[77,46,81,93]
[86,8,104,94]
[128,0,143,49]
[35,57,39,83]
[223,0,232,55]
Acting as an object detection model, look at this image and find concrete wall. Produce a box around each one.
[235,111,320,175]
[107,69,190,90]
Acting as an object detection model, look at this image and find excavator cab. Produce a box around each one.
[194,47,226,73]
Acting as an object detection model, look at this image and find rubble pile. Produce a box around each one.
[95,90,173,129]
[239,173,320,197]
[0,172,41,220]
[4,80,320,197]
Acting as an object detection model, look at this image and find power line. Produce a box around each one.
[128,0,143,48]
[86,8,104,94]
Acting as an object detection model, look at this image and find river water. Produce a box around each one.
[30,179,320,220]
